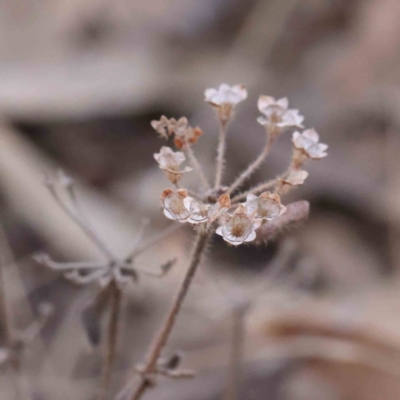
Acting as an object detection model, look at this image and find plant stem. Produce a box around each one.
[129,230,210,400]
[184,145,211,191]
[227,135,274,195]
[230,166,291,203]
[100,281,122,400]
[214,120,228,190]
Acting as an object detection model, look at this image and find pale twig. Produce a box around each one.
[65,269,108,285]
[100,282,123,400]
[184,144,211,191]
[227,135,275,195]
[124,229,210,400]
[133,258,177,278]
[34,254,107,271]
[45,182,116,261]
[214,120,228,190]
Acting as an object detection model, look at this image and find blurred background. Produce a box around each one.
[1,0,400,399]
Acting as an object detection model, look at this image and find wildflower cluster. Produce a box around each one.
[151,84,327,246]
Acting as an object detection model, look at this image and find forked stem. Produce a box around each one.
[100,281,123,400]
[227,135,275,195]
[214,120,228,190]
[128,229,210,400]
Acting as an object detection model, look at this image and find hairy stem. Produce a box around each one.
[214,121,228,190]
[231,166,291,203]
[100,281,122,400]
[227,135,274,195]
[184,145,211,191]
[129,230,210,400]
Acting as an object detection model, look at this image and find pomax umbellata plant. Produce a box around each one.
[120,83,327,400]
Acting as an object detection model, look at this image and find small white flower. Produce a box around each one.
[154,146,192,184]
[205,84,247,123]
[186,199,210,225]
[207,193,231,223]
[292,129,328,159]
[245,192,286,222]
[205,84,248,107]
[278,169,309,186]
[257,95,304,129]
[151,116,177,139]
[186,193,231,225]
[216,205,260,246]
[161,189,192,222]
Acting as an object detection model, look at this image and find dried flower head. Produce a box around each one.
[186,199,210,225]
[205,84,247,123]
[186,193,231,225]
[173,125,202,149]
[151,116,176,139]
[245,192,286,222]
[292,129,328,159]
[151,116,202,149]
[161,189,192,222]
[257,96,304,130]
[278,169,309,186]
[216,205,260,246]
[208,193,231,223]
[152,85,327,248]
[154,146,192,184]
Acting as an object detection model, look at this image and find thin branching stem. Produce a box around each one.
[46,184,116,261]
[128,229,210,400]
[100,281,123,400]
[38,257,107,271]
[184,144,211,191]
[230,163,292,203]
[214,120,228,190]
[227,135,275,195]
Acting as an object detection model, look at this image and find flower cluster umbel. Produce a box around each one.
[151,84,327,246]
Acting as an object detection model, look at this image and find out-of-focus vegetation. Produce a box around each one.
[1,1,400,399]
